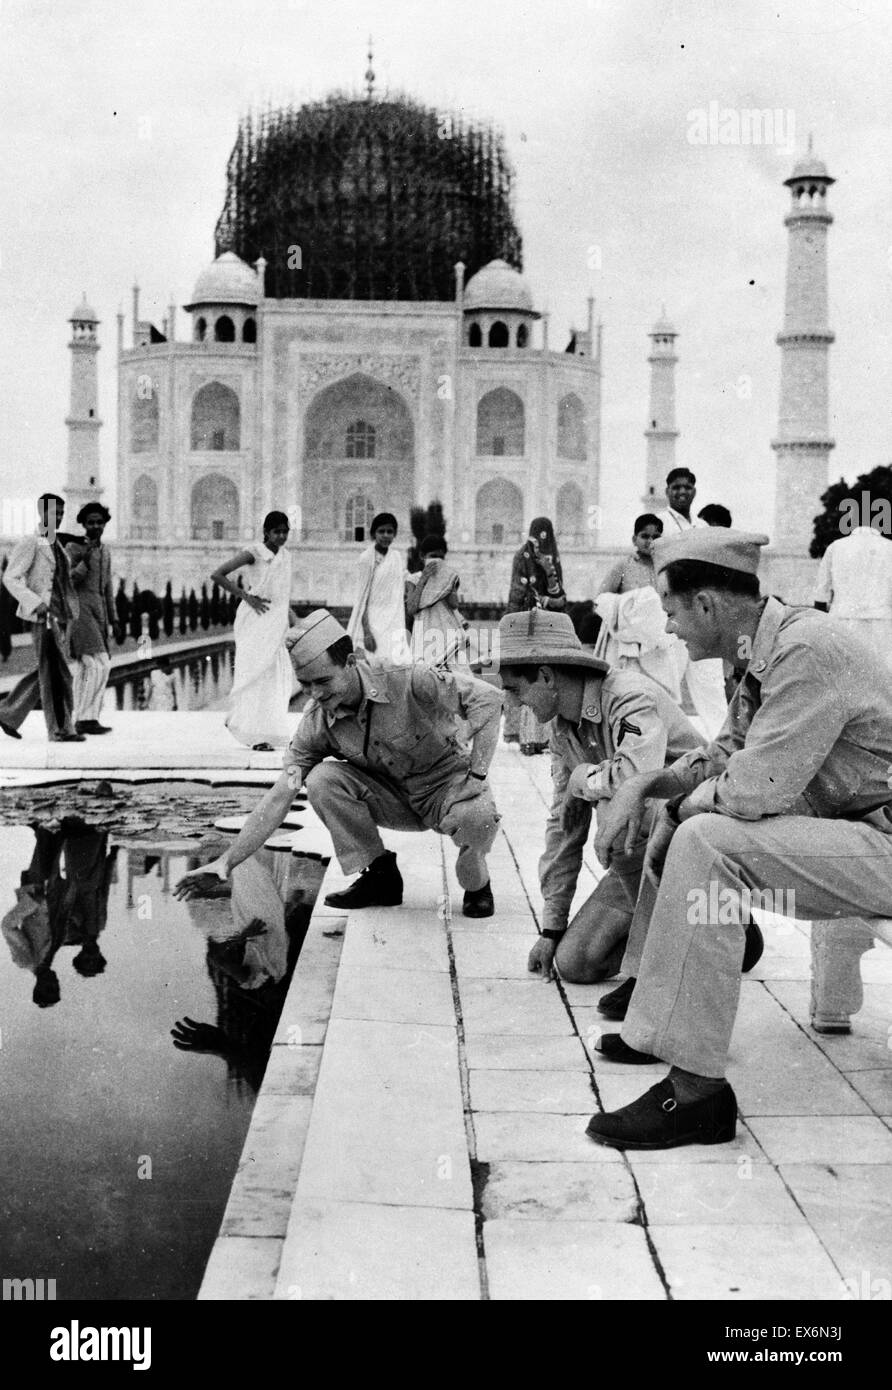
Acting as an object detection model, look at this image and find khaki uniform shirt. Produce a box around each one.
[669,597,892,825]
[540,669,705,935]
[285,660,503,819]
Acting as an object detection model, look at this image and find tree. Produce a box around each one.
[228,591,238,622]
[115,579,130,645]
[407,499,447,572]
[187,589,198,631]
[162,581,175,637]
[810,464,892,558]
[210,581,221,625]
[129,582,142,642]
[179,588,188,635]
[145,592,160,641]
[199,582,211,630]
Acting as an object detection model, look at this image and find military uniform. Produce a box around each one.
[541,668,704,975]
[623,597,892,1077]
[285,659,502,890]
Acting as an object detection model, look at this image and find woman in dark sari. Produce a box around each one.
[504,516,567,754]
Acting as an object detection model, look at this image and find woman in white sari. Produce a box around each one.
[346,512,412,666]
[211,510,295,750]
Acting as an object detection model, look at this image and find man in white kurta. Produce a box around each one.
[814,523,892,665]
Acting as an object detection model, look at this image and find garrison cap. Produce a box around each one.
[653,527,770,576]
[285,608,348,668]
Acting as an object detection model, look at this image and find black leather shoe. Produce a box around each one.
[595,1032,658,1064]
[742,920,764,973]
[77,721,112,735]
[586,1077,738,1150]
[463,881,494,918]
[53,731,87,742]
[0,720,21,740]
[324,852,403,909]
[598,976,636,1021]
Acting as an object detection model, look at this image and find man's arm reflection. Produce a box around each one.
[171,848,296,1094]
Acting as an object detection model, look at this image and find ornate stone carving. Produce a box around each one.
[297,354,421,400]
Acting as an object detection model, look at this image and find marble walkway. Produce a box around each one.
[191,738,892,1302]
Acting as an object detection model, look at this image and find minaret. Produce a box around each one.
[65,295,103,518]
[771,140,835,551]
[642,309,679,507]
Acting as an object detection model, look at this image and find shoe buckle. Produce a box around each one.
[661,1097,677,1113]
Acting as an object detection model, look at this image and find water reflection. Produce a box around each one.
[0,816,322,1299]
[172,848,304,1094]
[1,821,116,1008]
[111,646,235,714]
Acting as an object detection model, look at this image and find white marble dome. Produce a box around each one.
[187,252,260,307]
[463,258,534,313]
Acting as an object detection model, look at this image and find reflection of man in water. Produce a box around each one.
[0,821,115,1005]
[63,824,115,977]
[171,847,296,1091]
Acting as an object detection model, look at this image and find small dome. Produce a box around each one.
[785,154,834,184]
[187,251,260,307]
[651,312,675,335]
[70,295,98,323]
[463,258,534,313]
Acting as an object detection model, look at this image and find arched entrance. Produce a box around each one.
[475,478,523,546]
[303,373,415,542]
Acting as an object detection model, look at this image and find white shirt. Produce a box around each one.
[814,527,892,620]
[663,508,704,534]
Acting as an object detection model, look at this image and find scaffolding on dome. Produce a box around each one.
[214,91,523,301]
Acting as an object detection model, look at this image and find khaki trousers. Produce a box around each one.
[622,811,892,1077]
[305,761,500,890]
[556,838,649,982]
[0,621,75,738]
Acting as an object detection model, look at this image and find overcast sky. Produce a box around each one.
[1,0,890,545]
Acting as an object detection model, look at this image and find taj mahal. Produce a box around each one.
[110,248,601,604]
[60,78,836,606]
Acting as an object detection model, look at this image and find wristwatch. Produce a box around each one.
[663,793,687,826]
[542,929,565,942]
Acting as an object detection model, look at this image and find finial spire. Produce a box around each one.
[807,131,813,154]
[365,37,375,98]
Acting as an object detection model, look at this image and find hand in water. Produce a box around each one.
[173,854,230,900]
[171,1017,227,1053]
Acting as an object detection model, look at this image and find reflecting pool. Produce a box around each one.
[0,798,323,1300]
